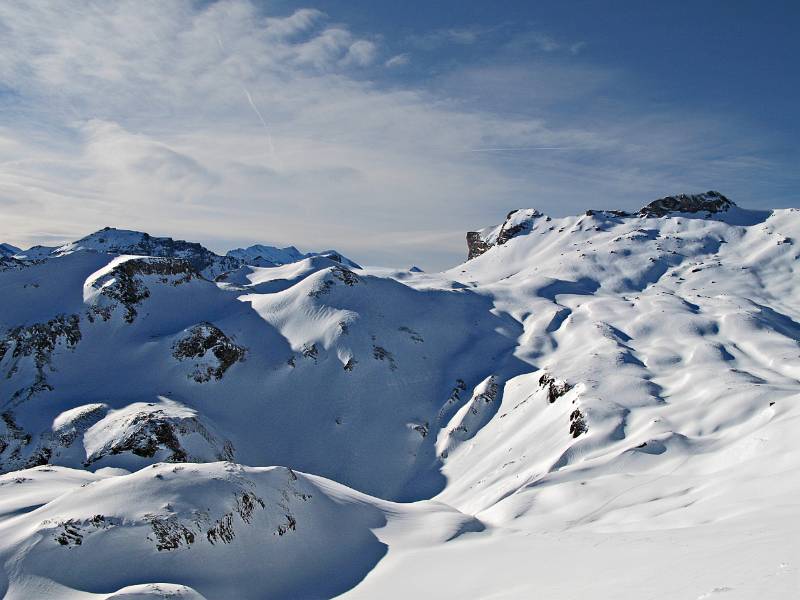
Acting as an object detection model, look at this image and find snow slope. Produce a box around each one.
[0,192,798,598]
[226,244,360,269]
[0,244,20,258]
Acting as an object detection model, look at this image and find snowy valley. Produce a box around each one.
[0,192,798,599]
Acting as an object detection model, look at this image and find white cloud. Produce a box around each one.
[341,40,378,67]
[264,8,325,38]
[385,53,410,68]
[408,28,483,50]
[504,30,584,54]
[0,1,785,269]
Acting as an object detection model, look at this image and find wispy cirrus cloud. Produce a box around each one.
[0,1,791,269]
[385,53,411,68]
[407,27,485,50]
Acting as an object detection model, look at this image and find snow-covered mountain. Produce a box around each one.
[226,244,361,269]
[4,228,358,279]
[0,243,20,258]
[0,192,797,599]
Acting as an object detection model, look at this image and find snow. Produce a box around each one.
[0,243,21,258]
[226,244,307,266]
[227,244,361,268]
[0,200,798,598]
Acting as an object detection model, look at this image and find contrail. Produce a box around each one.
[470,147,567,152]
[243,86,277,159]
[216,32,278,161]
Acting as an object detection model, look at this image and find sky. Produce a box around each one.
[0,0,798,270]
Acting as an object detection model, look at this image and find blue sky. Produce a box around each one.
[0,1,797,269]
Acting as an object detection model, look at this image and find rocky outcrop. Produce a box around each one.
[0,411,39,470]
[539,372,573,403]
[0,256,35,272]
[437,379,468,424]
[439,375,501,456]
[638,191,733,217]
[467,193,734,259]
[83,400,234,466]
[467,209,543,259]
[466,232,493,260]
[0,243,21,257]
[0,314,82,406]
[88,257,199,323]
[308,266,361,298]
[569,408,587,437]
[0,404,110,474]
[173,323,246,383]
[58,227,240,279]
[372,345,397,370]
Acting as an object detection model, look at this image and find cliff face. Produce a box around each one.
[467,192,736,260]
[466,209,544,259]
[637,190,733,217]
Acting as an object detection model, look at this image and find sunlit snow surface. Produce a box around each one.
[0,205,798,598]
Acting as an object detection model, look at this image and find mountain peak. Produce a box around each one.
[637,190,734,217]
[226,244,307,267]
[0,243,21,258]
[227,244,361,269]
[467,208,546,259]
[54,228,238,278]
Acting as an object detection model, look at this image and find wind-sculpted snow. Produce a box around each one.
[0,462,481,600]
[0,196,798,598]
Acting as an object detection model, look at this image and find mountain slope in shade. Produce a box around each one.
[227,243,361,268]
[0,243,21,258]
[0,192,798,599]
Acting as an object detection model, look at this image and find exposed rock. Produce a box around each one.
[301,343,319,361]
[90,257,200,323]
[51,404,109,448]
[539,372,573,403]
[173,323,246,382]
[410,422,429,438]
[52,514,120,548]
[437,379,468,424]
[569,408,588,438]
[585,209,631,218]
[469,376,499,413]
[331,266,360,286]
[0,256,35,272]
[0,314,82,406]
[275,514,297,536]
[0,242,21,257]
[0,411,33,470]
[307,266,361,299]
[206,492,266,545]
[0,404,113,473]
[638,191,733,217]
[146,514,196,551]
[467,209,543,259]
[398,326,424,343]
[372,345,397,370]
[308,280,334,298]
[84,400,234,466]
[441,375,501,450]
[466,232,493,260]
[58,227,240,279]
